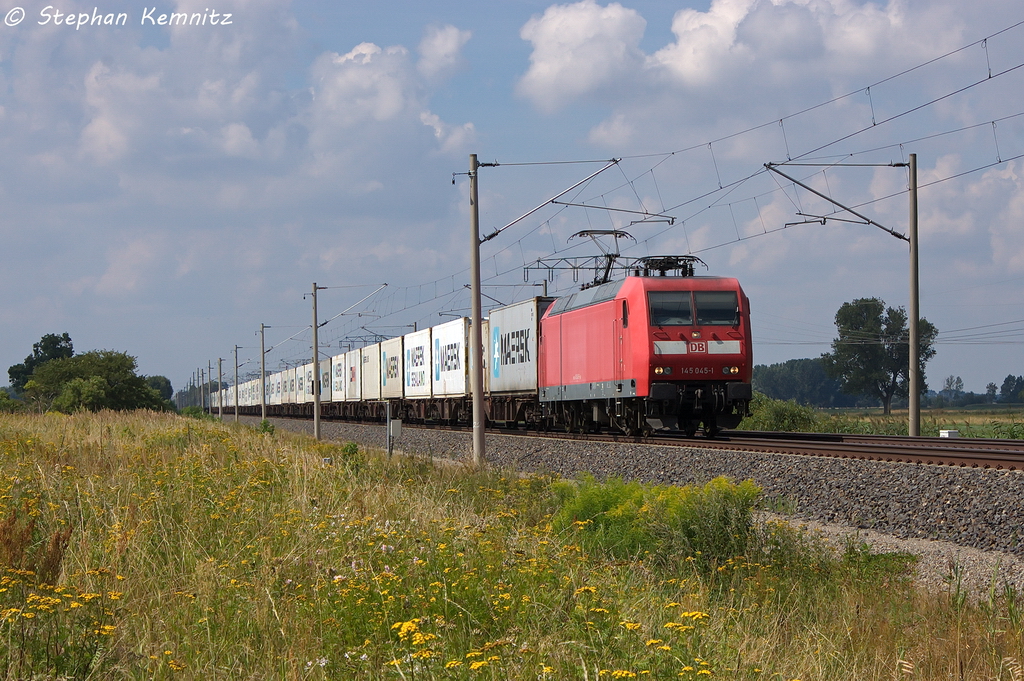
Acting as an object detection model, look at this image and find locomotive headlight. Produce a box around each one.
[723,366,740,375]
[654,366,664,375]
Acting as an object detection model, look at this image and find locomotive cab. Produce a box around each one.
[644,281,752,435]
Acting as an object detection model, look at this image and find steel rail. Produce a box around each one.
[246,414,1024,471]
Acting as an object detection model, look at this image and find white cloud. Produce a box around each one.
[977,161,1024,273]
[95,237,162,296]
[80,115,129,163]
[648,0,756,87]
[517,0,646,113]
[420,111,476,153]
[221,122,259,158]
[309,43,417,129]
[418,25,472,82]
[518,0,970,123]
[588,113,635,147]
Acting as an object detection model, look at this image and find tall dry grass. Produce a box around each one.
[0,410,1022,679]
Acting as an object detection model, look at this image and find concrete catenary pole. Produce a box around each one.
[207,361,213,413]
[908,153,920,437]
[233,345,240,423]
[469,154,485,467]
[260,323,267,421]
[312,283,322,441]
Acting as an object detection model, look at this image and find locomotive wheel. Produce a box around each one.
[562,406,576,433]
[619,404,642,437]
[702,418,720,438]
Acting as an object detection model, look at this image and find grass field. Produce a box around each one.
[742,394,1024,438]
[1,411,1023,679]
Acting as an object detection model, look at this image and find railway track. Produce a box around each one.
[239,411,1024,470]
[378,420,1024,471]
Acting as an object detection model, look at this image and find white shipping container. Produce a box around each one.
[331,354,347,402]
[380,337,404,399]
[319,358,332,402]
[361,344,381,400]
[404,329,432,398]
[432,318,469,397]
[488,297,551,393]
[481,318,490,395]
[345,349,362,401]
[284,367,296,405]
[293,364,307,404]
[269,372,281,406]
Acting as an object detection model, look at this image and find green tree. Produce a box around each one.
[145,375,174,401]
[821,298,937,414]
[986,382,998,403]
[51,376,109,413]
[1000,375,1024,403]
[752,357,859,407]
[0,388,22,413]
[23,350,167,413]
[7,333,74,391]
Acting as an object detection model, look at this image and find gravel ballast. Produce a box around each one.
[242,417,1024,598]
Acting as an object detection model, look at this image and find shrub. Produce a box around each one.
[739,392,823,432]
[551,475,761,568]
[991,417,1024,439]
[180,406,215,420]
[0,389,21,413]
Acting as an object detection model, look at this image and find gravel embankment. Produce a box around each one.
[241,417,1024,599]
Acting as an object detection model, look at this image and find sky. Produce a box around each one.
[1,0,1022,396]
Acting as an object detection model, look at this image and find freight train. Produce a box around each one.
[215,268,752,436]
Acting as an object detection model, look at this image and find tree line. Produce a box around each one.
[1,333,173,413]
[755,297,1020,410]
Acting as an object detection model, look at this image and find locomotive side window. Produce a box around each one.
[694,291,739,325]
[548,280,624,316]
[648,291,693,326]
[622,300,628,328]
[548,293,574,315]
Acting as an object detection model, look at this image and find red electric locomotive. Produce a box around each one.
[538,267,752,436]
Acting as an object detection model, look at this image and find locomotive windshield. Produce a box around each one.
[694,291,739,325]
[648,291,693,326]
[649,290,739,326]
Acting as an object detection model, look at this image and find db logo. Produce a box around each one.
[688,341,707,353]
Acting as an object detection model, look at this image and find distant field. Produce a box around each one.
[2,411,1023,679]
[826,406,1024,438]
[743,394,1024,437]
